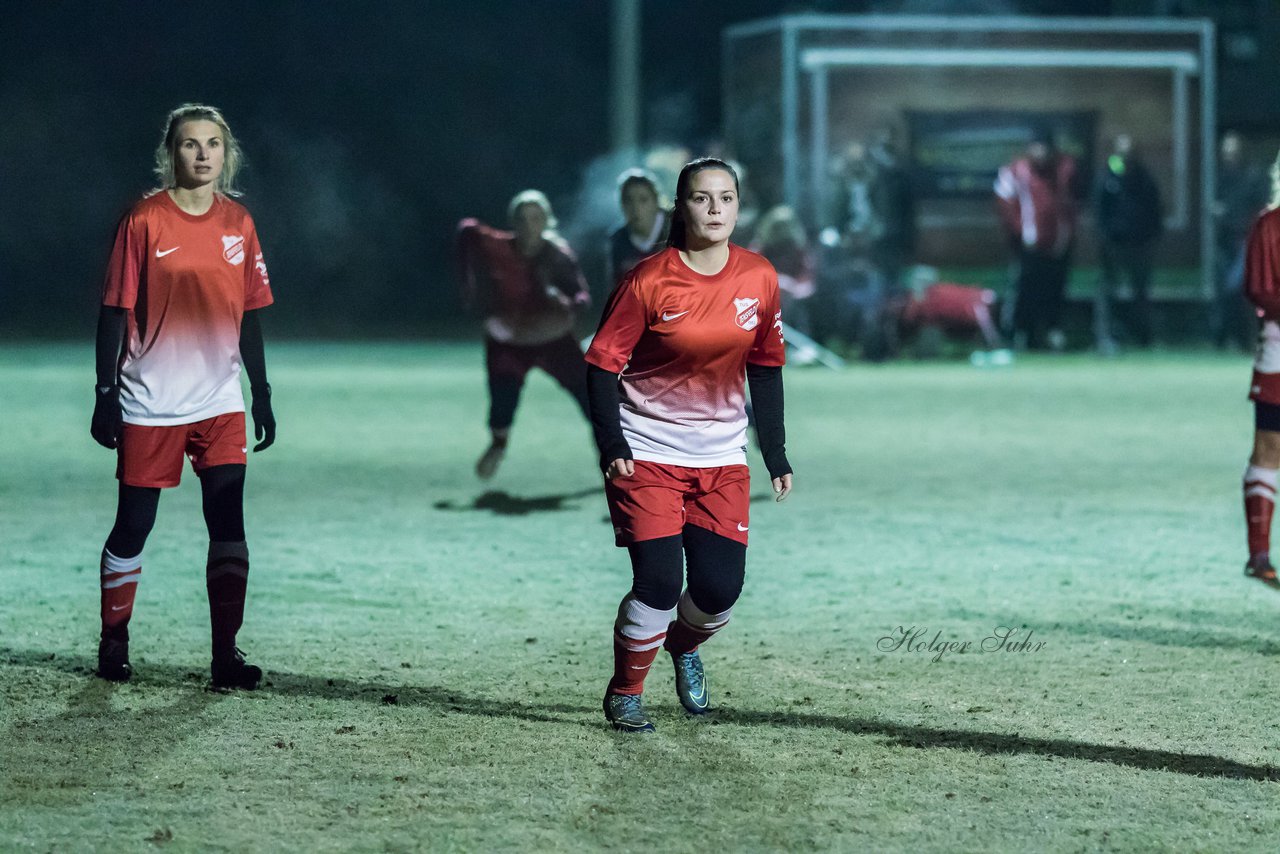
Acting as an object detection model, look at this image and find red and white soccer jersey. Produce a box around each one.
[1246,209,1280,404]
[102,192,273,426]
[586,245,786,468]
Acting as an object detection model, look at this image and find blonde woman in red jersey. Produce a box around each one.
[1242,150,1280,587]
[89,104,275,688]
[586,158,793,732]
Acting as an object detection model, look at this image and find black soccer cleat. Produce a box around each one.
[475,443,505,480]
[603,692,656,733]
[97,636,132,682]
[211,647,263,690]
[671,649,710,715]
[1245,557,1280,590]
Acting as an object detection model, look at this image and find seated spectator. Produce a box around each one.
[750,205,816,337]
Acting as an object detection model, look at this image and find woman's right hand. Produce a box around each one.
[605,458,635,480]
[90,385,122,449]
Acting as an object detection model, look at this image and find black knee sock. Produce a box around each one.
[207,541,249,657]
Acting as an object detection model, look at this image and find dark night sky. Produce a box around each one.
[0,0,1116,338]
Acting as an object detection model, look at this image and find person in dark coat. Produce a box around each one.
[1094,133,1163,351]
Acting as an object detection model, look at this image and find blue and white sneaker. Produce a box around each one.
[672,650,710,715]
[603,692,656,733]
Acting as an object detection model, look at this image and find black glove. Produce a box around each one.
[250,384,276,452]
[91,384,122,449]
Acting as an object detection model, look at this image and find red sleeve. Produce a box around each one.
[549,243,591,309]
[1245,213,1280,318]
[455,219,506,312]
[748,268,786,367]
[243,217,274,310]
[585,277,648,373]
[101,210,145,309]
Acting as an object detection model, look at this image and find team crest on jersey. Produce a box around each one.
[733,297,760,331]
[221,235,245,266]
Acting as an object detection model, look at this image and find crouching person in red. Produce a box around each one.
[585,158,793,733]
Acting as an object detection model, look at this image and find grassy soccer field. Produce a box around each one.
[2,342,1278,852]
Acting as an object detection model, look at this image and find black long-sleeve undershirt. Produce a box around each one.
[239,309,270,392]
[95,306,127,388]
[586,363,632,473]
[586,362,792,480]
[746,363,791,480]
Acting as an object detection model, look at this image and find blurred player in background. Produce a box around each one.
[1093,133,1163,353]
[750,205,816,338]
[1242,149,1280,588]
[90,104,275,688]
[877,266,1007,362]
[586,158,792,733]
[455,190,592,479]
[606,169,670,287]
[994,130,1081,351]
[1215,131,1270,351]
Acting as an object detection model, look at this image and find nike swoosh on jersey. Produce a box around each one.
[155,246,180,258]
[661,310,690,321]
[737,522,749,532]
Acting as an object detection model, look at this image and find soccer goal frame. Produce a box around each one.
[723,14,1218,297]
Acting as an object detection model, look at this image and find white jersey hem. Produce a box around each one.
[631,449,749,469]
[121,403,245,427]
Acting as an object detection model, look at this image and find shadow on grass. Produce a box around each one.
[5,645,1276,783]
[1052,619,1280,656]
[712,707,1280,782]
[944,605,1280,656]
[433,487,600,516]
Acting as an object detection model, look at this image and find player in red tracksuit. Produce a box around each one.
[994,131,1080,351]
[1240,156,1280,587]
[899,281,1003,351]
[456,190,592,479]
[586,158,793,733]
[90,104,276,688]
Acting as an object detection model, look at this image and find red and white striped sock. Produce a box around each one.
[607,595,673,696]
[1244,464,1278,562]
[100,548,141,640]
[664,591,733,656]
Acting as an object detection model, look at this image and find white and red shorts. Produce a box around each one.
[1251,320,1280,405]
[117,412,247,488]
[604,460,751,547]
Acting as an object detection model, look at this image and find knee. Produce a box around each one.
[683,525,746,614]
[107,511,156,557]
[687,568,744,615]
[1253,429,1280,468]
[200,465,246,542]
[627,535,684,610]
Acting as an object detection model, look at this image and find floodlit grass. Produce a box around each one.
[2,342,1278,852]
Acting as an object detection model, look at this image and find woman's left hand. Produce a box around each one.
[250,385,276,452]
[772,473,792,502]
